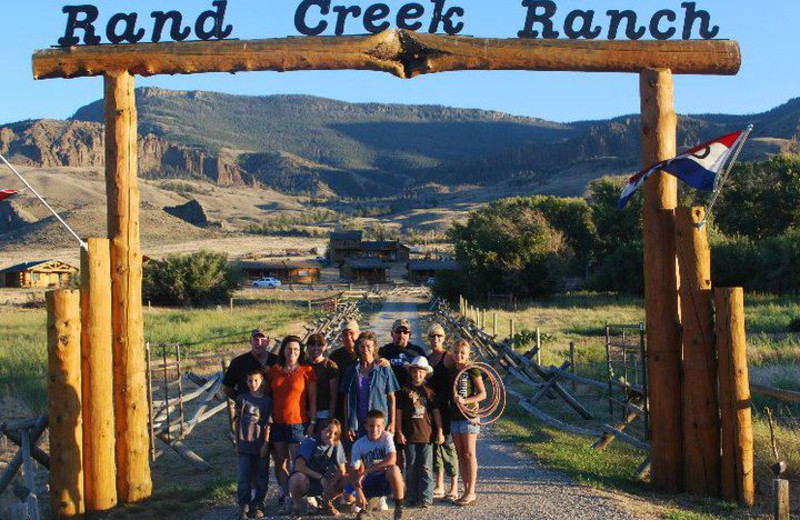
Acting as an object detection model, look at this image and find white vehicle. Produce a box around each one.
[252,277,282,288]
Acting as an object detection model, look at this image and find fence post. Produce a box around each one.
[47,289,85,518]
[21,428,40,520]
[145,343,155,463]
[774,479,790,520]
[493,313,497,337]
[80,238,117,512]
[510,319,515,345]
[569,341,576,390]
[535,327,542,365]
[230,298,233,314]
[716,287,754,507]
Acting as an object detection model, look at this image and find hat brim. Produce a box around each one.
[403,362,434,375]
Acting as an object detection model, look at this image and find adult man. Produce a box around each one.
[223,329,279,400]
[330,319,360,380]
[378,319,426,388]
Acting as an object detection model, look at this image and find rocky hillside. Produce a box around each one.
[1,89,799,198]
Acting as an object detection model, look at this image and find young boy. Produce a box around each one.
[348,410,405,520]
[234,366,273,520]
[396,357,444,508]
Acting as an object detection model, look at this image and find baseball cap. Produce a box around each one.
[251,329,267,338]
[340,319,359,332]
[392,319,411,332]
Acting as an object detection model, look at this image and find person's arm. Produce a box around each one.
[329,377,339,418]
[294,456,324,480]
[386,391,396,434]
[307,376,318,436]
[259,424,271,457]
[223,385,237,401]
[364,449,397,475]
[433,408,444,445]
[395,404,406,445]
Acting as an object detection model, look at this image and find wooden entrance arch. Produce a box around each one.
[33,30,741,502]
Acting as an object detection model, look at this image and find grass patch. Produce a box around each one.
[0,302,311,412]
[108,477,235,520]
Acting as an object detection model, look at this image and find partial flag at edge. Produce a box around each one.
[618,129,746,209]
[0,188,18,202]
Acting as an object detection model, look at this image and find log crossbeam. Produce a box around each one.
[32,30,740,81]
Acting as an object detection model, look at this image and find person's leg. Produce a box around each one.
[237,454,255,509]
[420,444,434,506]
[273,441,290,498]
[442,436,459,498]
[461,433,478,502]
[404,444,419,505]
[289,473,310,511]
[432,443,445,496]
[253,454,270,511]
[385,465,405,519]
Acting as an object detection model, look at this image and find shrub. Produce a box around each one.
[143,251,242,306]
[587,242,644,295]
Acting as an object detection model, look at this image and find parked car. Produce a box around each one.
[425,277,436,287]
[252,277,282,288]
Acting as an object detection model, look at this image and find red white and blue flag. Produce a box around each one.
[618,129,748,209]
[0,188,18,202]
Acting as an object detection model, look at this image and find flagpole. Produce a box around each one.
[697,124,754,230]
[0,152,87,250]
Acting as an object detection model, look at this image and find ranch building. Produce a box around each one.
[0,260,78,288]
[339,258,390,283]
[407,259,460,283]
[363,241,411,262]
[238,260,322,284]
[329,230,364,262]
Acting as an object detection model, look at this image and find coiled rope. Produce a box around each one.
[453,362,507,425]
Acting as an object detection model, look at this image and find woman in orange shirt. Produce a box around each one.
[268,335,317,509]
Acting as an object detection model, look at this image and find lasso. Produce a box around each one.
[452,362,507,425]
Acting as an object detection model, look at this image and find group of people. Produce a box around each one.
[222,318,486,520]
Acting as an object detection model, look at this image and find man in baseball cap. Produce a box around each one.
[222,328,279,400]
[379,319,427,389]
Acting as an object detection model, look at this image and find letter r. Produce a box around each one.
[59,5,102,46]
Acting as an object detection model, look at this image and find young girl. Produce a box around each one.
[289,419,348,517]
[444,339,486,507]
[268,335,318,509]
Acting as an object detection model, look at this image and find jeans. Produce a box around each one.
[238,453,269,508]
[433,435,458,478]
[405,443,433,505]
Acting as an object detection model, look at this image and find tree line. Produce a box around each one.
[435,155,800,298]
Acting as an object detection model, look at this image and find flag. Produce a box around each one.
[619,129,746,209]
[0,188,18,202]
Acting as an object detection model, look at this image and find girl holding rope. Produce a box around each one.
[444,339,486,507]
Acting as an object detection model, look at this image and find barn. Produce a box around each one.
[406,259,460,284]
[238,260,322,284]
[339,258,390,283]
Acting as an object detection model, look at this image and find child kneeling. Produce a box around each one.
[288,420,348,517]
[347,410,405,520]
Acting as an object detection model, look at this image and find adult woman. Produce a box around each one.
[288,420,348,517]
[306,333,339,431]
[340,331,400,441]
[268,335,318,507]
[426,323,459,501]
[444,339,486,507]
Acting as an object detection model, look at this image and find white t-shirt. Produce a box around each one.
[350,431,396,470]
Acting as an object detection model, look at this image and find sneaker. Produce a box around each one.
[356,508,370,520]
[306,496,319,509]
[393,505,404,520]
[250,507,265,519]
[420,502,431,509]
[378,497,389,511]
[238,505,249,520]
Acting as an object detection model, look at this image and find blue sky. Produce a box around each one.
[1,1,797,124]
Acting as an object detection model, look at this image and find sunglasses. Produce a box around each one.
[395,329,411,334]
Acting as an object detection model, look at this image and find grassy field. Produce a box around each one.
[0,300,312,412]
[478,292,800,519]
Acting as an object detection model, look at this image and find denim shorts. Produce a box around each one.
[345,471,392,499]
[271,423,306,444]
[450,419,480,435]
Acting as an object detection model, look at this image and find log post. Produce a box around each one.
[47,289,84,518]
[716,287,754,506]
[640,68,682,492]
[106,70,152,502]
[80,238,118,512]
[774,479,790,520]
[675,208,720,496]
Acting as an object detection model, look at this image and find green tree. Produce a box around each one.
[143,251,241,306]
[526,195,597,268]
[715,155,800,239]
[587,176,643,259]
[442,198,569,299]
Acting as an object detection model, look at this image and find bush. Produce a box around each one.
[587,242,644,295]
[437,198,570,300]
[143,251,242,306]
